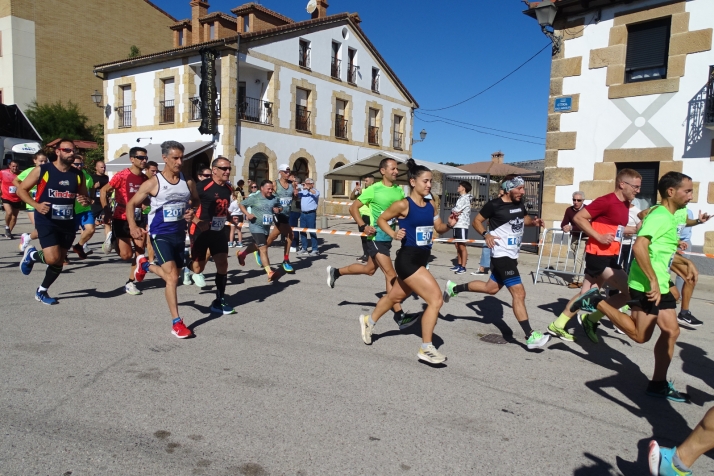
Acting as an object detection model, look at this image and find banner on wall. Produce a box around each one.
[199,48,218,136]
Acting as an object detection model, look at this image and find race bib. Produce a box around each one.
[279,197,292,208]
[506,234,523,249]
[51,204,73,220]
[95,189,101,198]
[614,225,625,243]
[262,214,273,225]
[134,208,142,220]
[210,216,225,231]
[416,226,433,246]
[162,203,185,222]
[676,224,686,238]
[8,186,17,194]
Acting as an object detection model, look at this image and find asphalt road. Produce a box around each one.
[2,217,714,475]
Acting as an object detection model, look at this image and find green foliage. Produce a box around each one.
[128,45,141,58]
[25,100,92,144]
[84,124,105,175]
[438,161,464,167]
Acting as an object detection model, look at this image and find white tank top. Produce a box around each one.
[147,172,191,236]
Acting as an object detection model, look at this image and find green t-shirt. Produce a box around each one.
[356,185,372,218]
[241,192,280,235]
[357,181,405,242]
[17,167,36,210]
[75,170,93,214]
[274,180,293,216]
[628,205,679,294]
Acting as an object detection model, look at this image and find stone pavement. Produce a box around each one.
[1,217,714,475]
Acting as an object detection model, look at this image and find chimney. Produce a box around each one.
[190,0,209,44]
[311,0,329,19]
[491,151,504,164]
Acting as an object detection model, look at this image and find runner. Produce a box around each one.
[70,154,96,259]
[1,158,22,239]
[350,175,374,263]
[450,180,473,274]
[569,172,694,402]
[16,151,49,251]
[16,139,90,304]
[91,159,110,243]
[183,166,212,286]
[128,140,200,338]
[264,164,295,273]
[100,147,148,295]
[188,157,236,314]
[236,180,283,282]
[359,159,459,363]
[326,157,416,330]
[649,406,714,475]
[443,175,551,350]
[545,168,641,342]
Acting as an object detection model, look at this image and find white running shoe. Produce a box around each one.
[102,232,114,254]
[417,344,447,364]
[19,233,31,252]
[359,314,374,345]
[83,243,94,255]
[125,281,142,295]
[192,272,206,287]
[182,267,193,286]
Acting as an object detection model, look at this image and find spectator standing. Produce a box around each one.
[289,174,302,252]
[228,189,244,248]
[449,181,473,274]
[560,191,587,288]
[298,178,320,255]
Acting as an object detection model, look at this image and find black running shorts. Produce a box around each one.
[395,246,430,280]
[37,224,75,250]
[453,228,468,240]
[191,228,229,261]
[275,214,290,225]
[2,199,22,210]
[151,233,185,269]
[628,287,676,315]
[584,253,621,278]
[490,256,522,288]
[366,240,392,258]
[112,217,146,240]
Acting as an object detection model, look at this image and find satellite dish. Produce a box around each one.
[306,0,317,13]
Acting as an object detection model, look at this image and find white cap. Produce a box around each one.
[278,164,290,172]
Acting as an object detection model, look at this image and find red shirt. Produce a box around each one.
[109,168,147,220]
[1,169,20,202]
[584,192,630,255]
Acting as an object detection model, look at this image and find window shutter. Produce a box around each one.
[626,19,670,71]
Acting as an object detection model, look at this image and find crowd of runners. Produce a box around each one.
[2,139,714,475]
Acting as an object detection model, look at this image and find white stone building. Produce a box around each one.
[94,1,418,204]
[523,0,714,251]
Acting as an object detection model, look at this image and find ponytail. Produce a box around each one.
[406,158,430,185]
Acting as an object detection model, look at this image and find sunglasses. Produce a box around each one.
[573,199,583,202]
[132,156,148,161]
[214,166,232,171]
[72,163,83,167]
[58,148,75,153]
[250,186,258,189]
[198,174,211,177]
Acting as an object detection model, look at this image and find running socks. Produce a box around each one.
[586,310,604,323]
[30,250,46,263]
[518,319,533,338]
[554,313,570,329]
[284,253,289,262]
[454,283,470,294]
[672,450,691,473]
[421,342,432,350]
[368,316,376,327]
[41,264,63,289]
[172,317,182,325]
[264,266,271,275]
[215,273,227,298]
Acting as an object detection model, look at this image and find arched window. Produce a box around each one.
[249,153,269,184]
[331,161,345,196]
[293,158,309,183]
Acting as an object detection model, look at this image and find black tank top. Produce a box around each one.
[35,162,82,229]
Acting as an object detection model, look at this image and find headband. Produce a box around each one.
[501,176,524,192]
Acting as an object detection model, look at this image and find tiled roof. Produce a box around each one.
[458,162,535,176]
[230,2,294,24]
[200,12,238,24]
[143,0,177,22]
[170,19,191,30]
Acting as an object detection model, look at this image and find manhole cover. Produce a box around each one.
[479,333,508,344]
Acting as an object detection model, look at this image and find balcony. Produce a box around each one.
[238,96,273,125]
[160,100,175,124]
[347,63,357,84]
[335,114,348,139]
[368,126,379,145]
[393,131,403,150]
[331,58,341,79]
[371,75,379,92]
[299,46,311,69]
[117,106,131,128]
[189,97,222,121]
[296,105,311,132]
[706,65,714,130]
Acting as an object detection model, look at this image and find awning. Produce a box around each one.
[105,141,215,172]
[324,152,468,184]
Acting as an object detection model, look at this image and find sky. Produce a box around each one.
[152,0,552,165]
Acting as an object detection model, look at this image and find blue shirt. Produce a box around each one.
[680,208,694,242]
[299,188,320,211]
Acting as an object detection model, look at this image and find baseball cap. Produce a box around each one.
[278,164,290,172]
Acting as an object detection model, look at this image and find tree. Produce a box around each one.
[439,161,464,167]
[24,100,92,144]
[128,45,141,58]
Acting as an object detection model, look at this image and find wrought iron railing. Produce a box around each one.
[706,65,714,126]
[371,75,379,92]
[335,114,348,139]
[299,46,311,68]
[160,100,175,123]
[331,58,341,79]
[117,106,131,128]
[238,97,273,125]
[393,131,403,149]
[347,63,357,84]
[189,96,222,121]
[368,126,379,145]
[296,105,311,132]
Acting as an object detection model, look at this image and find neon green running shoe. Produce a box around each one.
[526,331,550,349]
[547,322,575,342]
[443,280,457,303]
[579,314,600,343]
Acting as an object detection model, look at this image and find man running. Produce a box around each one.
[128,140,200,339]
[569,172,694,402]
[17,139,90,304]
[444,175,550,350]
[2,158,22,239]
[546,168,641,343]
[649,406,714,475]
[189,157,236,314]
[16,151,49,251]
[326,157,415,329]
[70,154,96,259]
[91,159,110,243]
[350,175,374,263]
[264,164,295,273]
[237,180,283,281]
[100,147,148,295]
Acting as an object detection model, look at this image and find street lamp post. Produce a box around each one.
[533,0,562,55]
[411,129,427,145]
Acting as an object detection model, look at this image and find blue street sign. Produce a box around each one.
[554,97,572,112]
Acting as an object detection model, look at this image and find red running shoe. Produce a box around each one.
[172,319,192,339]
[134,254,149,282]
[237,250,245,266]
[72,244,87,259]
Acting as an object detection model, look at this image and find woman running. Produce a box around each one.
[359,159,458,364]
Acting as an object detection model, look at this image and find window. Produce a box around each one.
[210,23,215,40]
[347,48,357,84]
[616,162,659,209]
[119,85,132,128]
[296,88,311,132]
[293,158,309,182]
[371,68,380,92]
[332,162,346,196]
[178,30,184,46]
[335,99,348,139]
[331,42,341,79]
[299,39,311,68]
[368,108,379,145]
[160,78,175,123]
[625,18,671,83]
[393,115,403,149]
[243,15,250,33]
[249,153,269,184]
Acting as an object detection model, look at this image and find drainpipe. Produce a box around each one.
[234,36,241,157]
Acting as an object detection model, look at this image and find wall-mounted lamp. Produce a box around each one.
[91,89,112,118]
[136,137,152,143]
[411,129,427,145]
[533,0,562,55]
